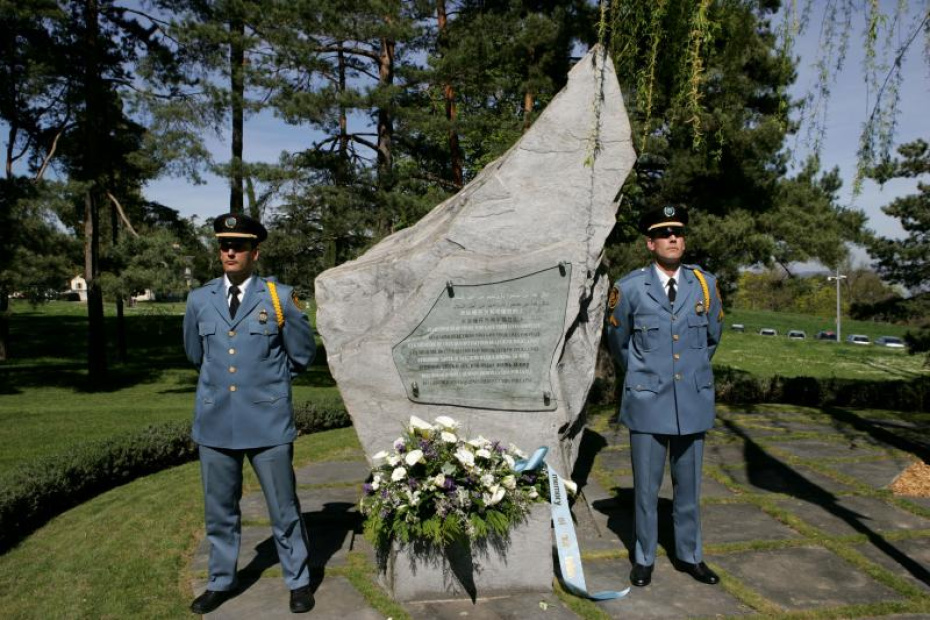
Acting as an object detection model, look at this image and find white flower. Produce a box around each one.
[502,474,516,490]
[371,450,389,461]
[409,416,433,434]
[432,473,446,488]
[486,485,505,506]
[434,415,459,429]
[387,454,401,467]
[455,447,475,468]
[528,488,539,499]
[563,479,578,495]
[371,474,381,490]
[508,444,527,458]
[440,431,458,443]
[391,467,407,481]
[476,448,491,459]
[468,436,490,449]
[480,473,495,488]
[502,454,516,469]
[404,449,424,466]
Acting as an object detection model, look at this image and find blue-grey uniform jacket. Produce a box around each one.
[183,276,315,449]
[606,264,723,435]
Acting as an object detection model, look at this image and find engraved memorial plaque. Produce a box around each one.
[392,263,572,410]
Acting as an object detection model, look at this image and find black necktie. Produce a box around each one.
[667,277,677,304]
[229,285,240,319]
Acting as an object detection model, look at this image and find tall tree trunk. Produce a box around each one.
[111,201,126,362]
[83,0,107,384]
[229,17,245,214]
[377,34,395,236]
[523,89,535,132]
[0,288,9,361]
[85,189,107,383]
[436,0,462,187]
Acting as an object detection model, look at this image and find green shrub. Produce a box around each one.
[714,367,930,412]
[0,399,351,554]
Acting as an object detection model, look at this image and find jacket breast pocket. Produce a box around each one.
[198,322,216,360]
[633,316,660,352]
[249,320,280,359]
[688,314,708,349]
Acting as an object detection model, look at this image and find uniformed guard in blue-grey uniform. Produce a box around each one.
[606,204,724,588]
[183,213,316,614]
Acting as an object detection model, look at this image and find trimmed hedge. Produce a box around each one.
[0,399,350,554]
[714,367,930,412]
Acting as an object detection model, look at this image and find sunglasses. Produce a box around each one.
[650,226,686,239]
[219,239,253,253]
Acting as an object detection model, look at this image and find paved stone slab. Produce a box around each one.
[829,457,914,489]
[853,536,930,592]
[193,575,383,619]
[240,485,360,522]
[404,592,577,619]
[713,546,903,610]
[582,557,755,617]
[721,460,854,496]
[776,495,930,537]
[595,449,632,471]
[192,524,357,576]
[703,442,749,467]
[295,460,370,486]
[702,503,802,545]
[768,439,889,460]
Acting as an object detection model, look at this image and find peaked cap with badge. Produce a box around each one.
[638,204,689,235]
[213,212,268,242]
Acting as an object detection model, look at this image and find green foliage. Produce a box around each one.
[0,396,351,554]
[359,415,548,560]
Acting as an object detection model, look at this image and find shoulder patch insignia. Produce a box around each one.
[291,292,303,310]
[608,285,620,310]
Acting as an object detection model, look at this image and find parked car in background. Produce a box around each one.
[759,328,777,336]
[846,334,871,345]
[875,336,906,349]
[787,330,806,340]
[731,323,745,332]
[815,330,837,341]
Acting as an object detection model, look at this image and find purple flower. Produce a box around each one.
[362,483,374,495]
[408,478,419,490]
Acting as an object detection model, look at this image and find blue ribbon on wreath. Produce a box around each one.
[515,446,630,601]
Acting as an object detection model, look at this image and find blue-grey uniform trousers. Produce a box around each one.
[630,431,705,566]
[199,444,311,591]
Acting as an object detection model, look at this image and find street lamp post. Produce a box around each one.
[827,268,847,343]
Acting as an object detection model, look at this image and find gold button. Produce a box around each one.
[673,334,680,342]
[229,385,237,392]
[228,330,236,337]
[228,348,236,355]
[229,366,237,373]
[674,373,682,381]
[674,353,680,361]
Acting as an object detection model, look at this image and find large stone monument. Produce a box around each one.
[316,45,635,479]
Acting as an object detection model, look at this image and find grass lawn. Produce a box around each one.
[0,427,362,619]
[0,299,336,476]
[714,309,927,381]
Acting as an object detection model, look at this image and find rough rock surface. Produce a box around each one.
[315,47,635,476]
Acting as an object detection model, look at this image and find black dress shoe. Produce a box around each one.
[289,585,315,613]
[630,563,654,587]
[677,561,720,585]
[190,589,233,614]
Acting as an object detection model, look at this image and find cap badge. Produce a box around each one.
[663,206,675,217]
[224,216,237,229]
[259,308,268,323]
[695,301,705,315]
